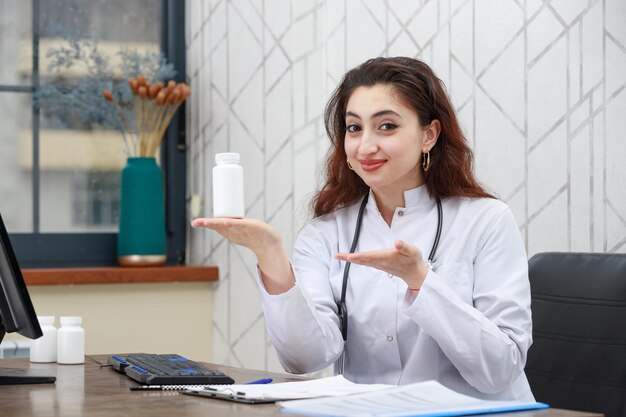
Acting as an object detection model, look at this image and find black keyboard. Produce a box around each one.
[108,354,235,385]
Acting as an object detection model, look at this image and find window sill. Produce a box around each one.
[22,266,219,286]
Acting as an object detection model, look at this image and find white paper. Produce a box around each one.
[278,380,548,417]
[197,375,392,401]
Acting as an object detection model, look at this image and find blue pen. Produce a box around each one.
[245,378,273,385]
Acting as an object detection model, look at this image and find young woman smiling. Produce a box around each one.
[192,57,534,402]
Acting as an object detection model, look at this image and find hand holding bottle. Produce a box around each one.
[191,217,295,294]
[191,217,282,260]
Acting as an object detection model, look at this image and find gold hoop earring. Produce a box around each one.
[422,152,431,172]
[347,160,354,170]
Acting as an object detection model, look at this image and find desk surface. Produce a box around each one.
[0,356,603,417]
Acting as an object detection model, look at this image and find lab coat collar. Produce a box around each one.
[367,184,433,212]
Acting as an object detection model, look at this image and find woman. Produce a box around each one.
[192,57,534,401]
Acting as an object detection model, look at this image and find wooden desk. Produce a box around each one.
[0,356,603,417]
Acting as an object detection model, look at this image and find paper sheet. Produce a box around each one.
[196,375,392,401]
[278,380,549,417]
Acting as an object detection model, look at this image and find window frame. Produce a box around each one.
[1,0,187,268]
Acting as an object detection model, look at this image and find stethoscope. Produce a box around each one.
[336,192,443,373]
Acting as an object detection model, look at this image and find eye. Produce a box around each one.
[379,123,398,131]
[346,124,361,133]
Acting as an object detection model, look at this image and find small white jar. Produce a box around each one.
[30,316,57,363]
[212,152,245,218]
[57,316,85,365]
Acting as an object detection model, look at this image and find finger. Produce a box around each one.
[191,218,237,229]
[191,218,221,228]
[335,254,371,267]
[190,218,206,227]
[335,253,349,261]
[191,218,220,228]
[335,253,363,263]
[395,240,417,257]
[335,253,367,263]
[336,250,394,265]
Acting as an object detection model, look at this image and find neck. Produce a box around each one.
[372,188,405,227]
[371,168,426,216]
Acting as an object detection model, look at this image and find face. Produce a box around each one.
[344,84,438,196]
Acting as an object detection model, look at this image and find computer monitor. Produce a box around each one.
[0,212,55,384]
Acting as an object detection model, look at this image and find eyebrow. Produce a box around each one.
[345,110,402,119]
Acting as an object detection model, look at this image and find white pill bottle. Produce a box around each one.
[30,316,57,363]
[212,152,245,218]
[57,316,85,365]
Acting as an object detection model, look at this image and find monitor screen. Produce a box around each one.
[0,213,55,384]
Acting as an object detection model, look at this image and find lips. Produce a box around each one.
[359,159,386,172]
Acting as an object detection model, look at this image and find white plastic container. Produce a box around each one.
[30,316,57,363]
[212,152,245,218]
[57,316,85,365]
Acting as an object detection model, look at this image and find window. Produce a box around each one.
[0,0,187,267]
[72,172,120,229]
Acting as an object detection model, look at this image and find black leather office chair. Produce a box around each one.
[525,252,626,417]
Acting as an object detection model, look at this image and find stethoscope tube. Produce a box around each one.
[427,195,443,269]
[338,193,369,342]
[336,192,443,374]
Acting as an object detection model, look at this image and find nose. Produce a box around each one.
[357,129,378,156]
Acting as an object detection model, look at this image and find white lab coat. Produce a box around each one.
[259,185,534,401]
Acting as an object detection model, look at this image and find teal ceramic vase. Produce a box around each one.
[117,157,166,266]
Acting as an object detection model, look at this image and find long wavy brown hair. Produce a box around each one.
[313,57,493,217]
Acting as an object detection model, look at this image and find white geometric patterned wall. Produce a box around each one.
[185,0,626,372]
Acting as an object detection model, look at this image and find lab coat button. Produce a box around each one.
[398,210,405,216]
[387,335,394,342]
[387,273,393,278]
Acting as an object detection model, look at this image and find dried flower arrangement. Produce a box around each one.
[102,75,190,157]
[35,37,189,157]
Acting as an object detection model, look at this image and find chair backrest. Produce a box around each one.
[526,252,626,417]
